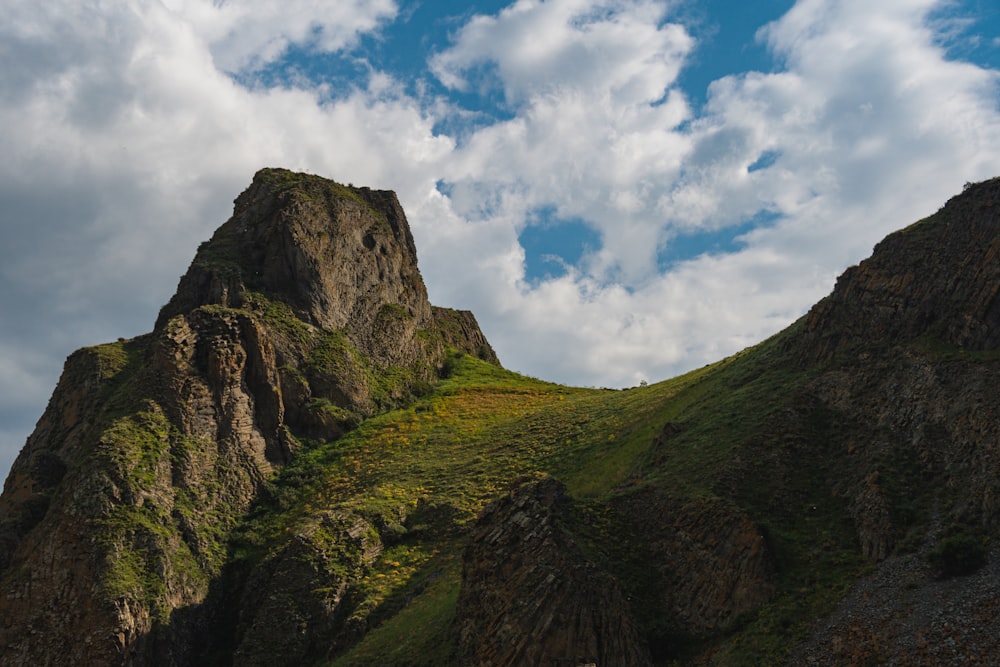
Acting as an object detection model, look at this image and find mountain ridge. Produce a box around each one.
[796,176,1000,360]
[1,172,999,665]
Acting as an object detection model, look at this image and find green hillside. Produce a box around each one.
[5,174,999,666]
[216,321,868,665]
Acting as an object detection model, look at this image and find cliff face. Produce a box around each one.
[609,488,776,640]
[156,171,432,350]
[786,179,1000,551]
[777,177,1000,664]
[0,169,498,666]
[454,478,775,666]
[456,477,653,667]
[797,178,1000,360]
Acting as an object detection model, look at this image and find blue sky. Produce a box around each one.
[1,0,999,479]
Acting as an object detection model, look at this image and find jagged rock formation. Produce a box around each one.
[455,477,652,667]
[455,477,776,665]
[0,169,497,666]
[789,179,1000,546]
[230,508,384,667]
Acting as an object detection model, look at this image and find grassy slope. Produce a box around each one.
[225,320,870,665]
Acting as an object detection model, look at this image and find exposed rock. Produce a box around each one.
[610,486,777,640]
[455,477,652,667]
[776,177,1000,661]
[851,470,894,562]
[431,306,500,367]
[231,509,385,667]
[796,176,1000,361]
[156,169,431,340]
[788,545,1000,666]
[155,168,497,416]
[805,348,1000,529]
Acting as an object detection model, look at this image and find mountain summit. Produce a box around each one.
[2,173,1000,665]
[158,169,431,336]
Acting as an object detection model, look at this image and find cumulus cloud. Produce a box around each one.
[1,0,1000,481]
[162,0,398,73]
[430,0,690,105]
[419,0,1000,385]
[432,0,695,282]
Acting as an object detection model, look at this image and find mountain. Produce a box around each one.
[0,169,497,665]
[2,171,999,665]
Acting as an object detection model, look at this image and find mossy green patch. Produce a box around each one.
[230,326,884,664]
[243,291,314,347]
[256,168,388,224]
[328,559,462,667]
[96,407,171,489]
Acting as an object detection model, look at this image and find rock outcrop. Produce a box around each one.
[0,169,498,666]
[456,477,652,667]
[790,177,1000,536]
[229,508,385,667]
[610,487,776,639]
[158,171,433,356]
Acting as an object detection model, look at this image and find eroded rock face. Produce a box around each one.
[455,477,652,667]
[157,169,431,338]
[774,178,1000,661]
[0,169,499,666]
[611,486,777,640]
[231,509,385,667]
[776,178,1000,560]
[797,177,1000,361]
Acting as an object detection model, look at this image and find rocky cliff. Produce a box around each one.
[456,477,652,667]
[0,169,497,666]
[776,177,1000,664]
[797,178,1000,359]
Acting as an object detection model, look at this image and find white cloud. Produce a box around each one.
[2,0,1000,482]
[711,0,1000,259]
[418,0,1000,387]
[162,0,398,73]
[432,0,696,282]
[431,0,690,105]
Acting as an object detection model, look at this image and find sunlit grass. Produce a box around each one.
[227,330,872,665]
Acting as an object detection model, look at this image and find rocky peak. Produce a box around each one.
[156,168,433,342]
[796,177,1000,360]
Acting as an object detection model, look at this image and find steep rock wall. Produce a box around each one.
[797,177,1000,360]
[455,477,652,667]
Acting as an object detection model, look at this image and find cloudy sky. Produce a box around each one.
[2,0,999,480]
